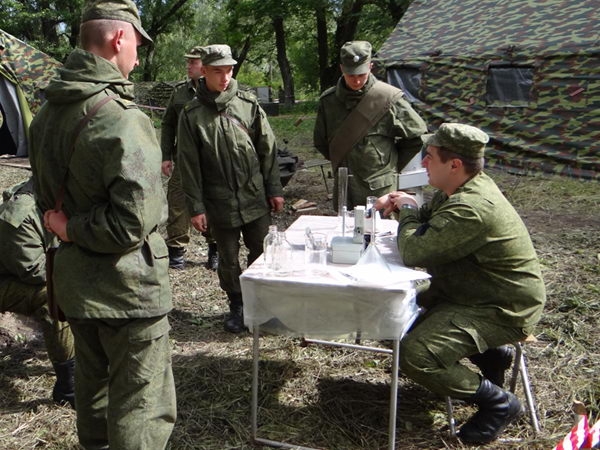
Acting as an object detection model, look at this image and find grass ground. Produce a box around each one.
[0,111,598,449]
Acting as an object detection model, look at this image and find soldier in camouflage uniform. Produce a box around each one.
[314,41,427,210]
[28,1,176,448]
[377,123,546,445]
[178,44,284,333]
[160,46,219,270]
[0,179,75,407]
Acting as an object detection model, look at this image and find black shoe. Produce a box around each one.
[52,359,75,409]
[168,246,185,269]
[469,345,514,388]
[224,293,246,333]
[206,243,218,271]
[457,378,522,444]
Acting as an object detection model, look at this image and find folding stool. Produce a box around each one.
[446,340,541,437]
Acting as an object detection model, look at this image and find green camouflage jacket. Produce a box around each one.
[177,78,283,229]
[397,172,546,328]
[314,74,427,193]
[160,78,196,161]
[0,179,55,285]
[28,49,172,319]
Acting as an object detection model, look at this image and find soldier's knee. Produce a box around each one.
[400,336,439,381]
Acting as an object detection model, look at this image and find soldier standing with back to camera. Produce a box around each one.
[161,45,219,270]
[177,44,284,333]
[314,40,427,210]
[28,0,176,447]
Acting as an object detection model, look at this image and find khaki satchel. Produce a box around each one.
[46,95,116,322]
[328,81,404,170]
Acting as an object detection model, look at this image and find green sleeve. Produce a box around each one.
[254,105,283,197]
[177,108,206,216]
[160,92,178,161]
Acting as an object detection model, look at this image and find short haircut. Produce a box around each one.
[437,146,484,175]
[80,19,127,50]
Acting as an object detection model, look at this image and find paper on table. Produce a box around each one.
[334,262,430,288]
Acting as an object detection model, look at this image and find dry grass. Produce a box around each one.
[1,112,599,449]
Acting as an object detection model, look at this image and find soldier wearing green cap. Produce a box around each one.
[28,0,176,448]
[161,45,219,271]
[314,40,428,210]
[0,179,75,408]
[376,123,546,445]
[177,44,284,333]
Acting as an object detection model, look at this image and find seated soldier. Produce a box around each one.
[0,179,75,407]
[376,123,546,444]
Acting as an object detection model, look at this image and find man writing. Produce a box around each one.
[314,40,427,210]
[28,0,176,448]
[178,44,284,333]
[161,45,219,270]
[377,123,546,444]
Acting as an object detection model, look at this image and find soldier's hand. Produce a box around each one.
[161,161,173,177]
[44,210,71,242]
[269,196,284,213]
[190,214,207,232]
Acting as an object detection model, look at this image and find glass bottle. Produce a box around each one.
[272,231,293,276]
[263,225,278,270]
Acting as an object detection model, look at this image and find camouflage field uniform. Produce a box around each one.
[0,180,74,365]
[29,49,176,449]
[178,77,283,297]
[314,74,427,209]
[397,171,546,399]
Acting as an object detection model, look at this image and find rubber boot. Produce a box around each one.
[457,378,522,444]
[207,243,219,271]
[469,345,514,388]
[168,246,185,269]
[224,293,246,333]
[52,359,75,409]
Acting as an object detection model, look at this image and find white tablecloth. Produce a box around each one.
[241,215,428,340]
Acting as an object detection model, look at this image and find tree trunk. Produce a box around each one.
[142,44,155,81]
[272,15,295,106]
[315,4,329,93]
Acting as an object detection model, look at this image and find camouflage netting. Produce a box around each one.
[375,0,600,181]
[0,29,61,115]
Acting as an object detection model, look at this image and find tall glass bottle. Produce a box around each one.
[263,225,278,270]
[272,231,293,276]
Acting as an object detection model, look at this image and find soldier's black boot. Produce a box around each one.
[52,359,75,409]
[207,243,219,271]
[168,246,185,269]
[469,345,514,388]
[224,293,246,333]
[457,378,522,444]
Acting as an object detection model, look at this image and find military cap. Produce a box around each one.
[184,46,203,59]
[201,44,237,66]
[340,41,372,75]
[423,123,489,159]
[81,0,153,46]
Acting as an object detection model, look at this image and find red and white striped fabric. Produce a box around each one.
[582,419,600,449]
[554,416,589,450]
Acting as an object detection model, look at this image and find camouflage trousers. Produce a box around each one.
[399,303,530,399]
[166,163,215,247]
[210,214,270,296]
[0,277,74,363]
[69,315,176,450]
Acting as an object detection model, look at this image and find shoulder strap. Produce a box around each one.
[329,81,404,170]
[219,110,255,141]
[53,95,116,212]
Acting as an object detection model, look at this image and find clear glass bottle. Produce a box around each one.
[272,231,293,276]
[263,225,278,269]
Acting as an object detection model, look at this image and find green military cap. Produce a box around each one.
[423,123,490,159]
[340,41,372,75]
[81,0,153,46]
[201,44,237,66]
[184,46,203,59]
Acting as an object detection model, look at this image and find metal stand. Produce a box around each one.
[251,329,401,450]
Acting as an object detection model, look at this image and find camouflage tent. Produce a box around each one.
[376,0,600,181]
[0,29,61,156]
